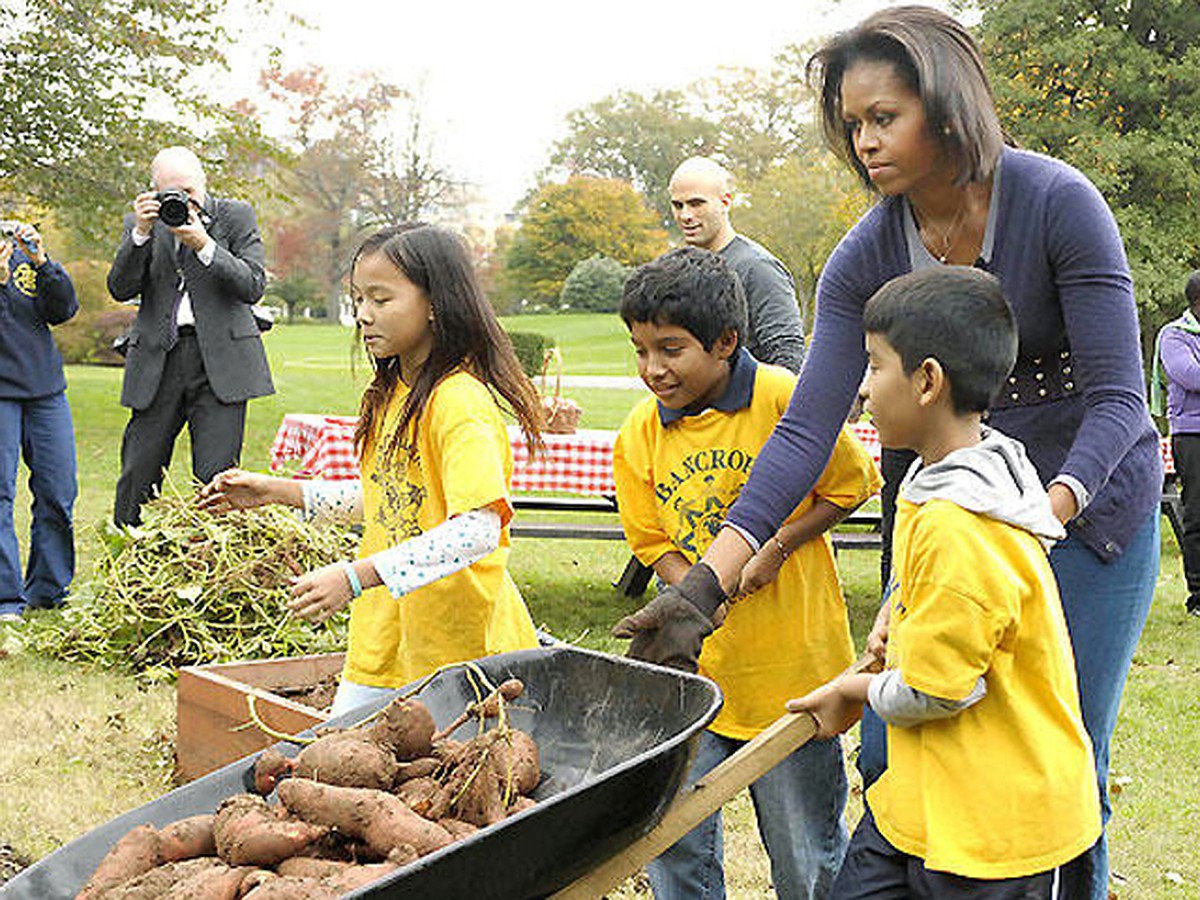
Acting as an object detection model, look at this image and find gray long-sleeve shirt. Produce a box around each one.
[720,235,805,374]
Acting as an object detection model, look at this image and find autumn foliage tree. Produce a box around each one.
[252,65,461,318]
[503,176,668,306]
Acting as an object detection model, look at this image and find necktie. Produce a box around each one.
[162,240,185,350]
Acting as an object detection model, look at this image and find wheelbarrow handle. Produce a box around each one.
[551,653,878,899]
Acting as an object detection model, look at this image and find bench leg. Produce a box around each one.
[614,556,653,598]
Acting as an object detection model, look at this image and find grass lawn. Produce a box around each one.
[2,319,1198,897]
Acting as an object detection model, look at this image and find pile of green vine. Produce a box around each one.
[17,489,359,676]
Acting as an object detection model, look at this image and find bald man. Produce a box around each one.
[108,146,274,525]
[669,157,806,372]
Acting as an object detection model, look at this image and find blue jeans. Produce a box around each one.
[648,729,849,900]
[329,679,397,720]
[0,392,77,613]
[859,511,1160,900]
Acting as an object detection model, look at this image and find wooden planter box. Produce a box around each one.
[176,653,344,783]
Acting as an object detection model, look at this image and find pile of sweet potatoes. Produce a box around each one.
[75,679,539,899]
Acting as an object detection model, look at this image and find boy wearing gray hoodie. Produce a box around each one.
[791,267,1099,899]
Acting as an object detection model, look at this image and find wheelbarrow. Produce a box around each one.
[1,644,721,900]
[1,644,846,899]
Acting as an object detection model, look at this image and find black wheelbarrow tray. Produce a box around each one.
[2,644,722,900]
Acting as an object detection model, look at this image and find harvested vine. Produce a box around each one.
[17,485,359,674]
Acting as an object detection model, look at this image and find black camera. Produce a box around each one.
[155,189,191,228]
[0,220,20,239]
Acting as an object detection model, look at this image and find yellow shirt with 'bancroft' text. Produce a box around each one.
[614,363,881,739]
[344,371,537,688]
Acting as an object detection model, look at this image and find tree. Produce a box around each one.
[504,176,668,305]
[254,65,462,317]
[549,91,720,227]
[1,0,272,253]
[974,0,1200,345]
[560,255,631,313]
[692,44,823,181]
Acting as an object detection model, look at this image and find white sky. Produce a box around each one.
[228,0,951,217]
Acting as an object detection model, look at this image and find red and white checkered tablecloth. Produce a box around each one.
[270,414,360,480]
[269,414,620,496]
[509,428,617,496]
[269,413,1174,488]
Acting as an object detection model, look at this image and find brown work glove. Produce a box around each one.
[611,563,727,673]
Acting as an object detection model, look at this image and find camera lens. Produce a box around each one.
[156,190,190,228]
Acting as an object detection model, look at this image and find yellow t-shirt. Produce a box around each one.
[866,498,1101,879]
[343,371,538,687]
[613,363,882,739]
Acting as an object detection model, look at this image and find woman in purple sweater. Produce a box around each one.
[614,7,1160,897]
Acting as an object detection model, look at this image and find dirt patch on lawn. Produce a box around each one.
[0,842,31,885]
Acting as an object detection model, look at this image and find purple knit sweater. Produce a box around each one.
[726,147,1161,562]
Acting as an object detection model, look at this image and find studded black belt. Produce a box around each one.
[990,345,1075,410]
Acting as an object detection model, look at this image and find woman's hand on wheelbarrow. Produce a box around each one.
[611,563,727,673]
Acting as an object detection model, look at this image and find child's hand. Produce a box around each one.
[787,678,864,739]
[198,469,274,513]
[734,542,785,598]
[867,601,891,663]
[288,563,353,623]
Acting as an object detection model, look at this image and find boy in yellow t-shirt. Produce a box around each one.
[611,247,881,900]
[792,267,1100,898]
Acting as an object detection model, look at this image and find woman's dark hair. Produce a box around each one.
[352,223,544,460]
[863,266,1017,413]
[807,5,1005,189]
[620,247,747,351]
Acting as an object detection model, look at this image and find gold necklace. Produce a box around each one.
[919,197,969,264]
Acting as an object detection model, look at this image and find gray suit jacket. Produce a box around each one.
[107,196,274,410]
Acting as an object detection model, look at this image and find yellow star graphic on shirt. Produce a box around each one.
[11,262,37,296]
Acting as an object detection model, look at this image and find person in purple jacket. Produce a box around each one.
[1154,270,1200,617]
[0,221,78,618]
[612,7,1160,898]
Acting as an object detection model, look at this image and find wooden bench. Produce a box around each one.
[511,495,882,597]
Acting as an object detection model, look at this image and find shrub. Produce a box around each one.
[505,331,554,377]
[52,259,135,366]
[559,255,630,313]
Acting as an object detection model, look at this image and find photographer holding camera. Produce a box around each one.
[0,219,79,618]
[108,146,274,526]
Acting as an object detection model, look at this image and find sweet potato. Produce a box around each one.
[437,818,479,841]
[95,858,225,900]
[490,729,540,797]
[364,696,435,760]
[294,732,400,790]
[394,756,440,783]
[394,775,449,818]
[158,815,218,863]
[250,748,296,796]
[161,862,251,900]
[277,779,453,858]
[239,875,339,900]
[322,859,402,892]
[441,746,506,827]
[212,794,326,867]
[75,824,163,900]
[275,857,351,880]
[507,796,538,816]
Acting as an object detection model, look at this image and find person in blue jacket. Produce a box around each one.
[0,220,78,617]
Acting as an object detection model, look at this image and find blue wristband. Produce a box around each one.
[340,561,363,598]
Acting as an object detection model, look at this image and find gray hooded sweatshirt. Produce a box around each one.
[871,428,1066,726]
